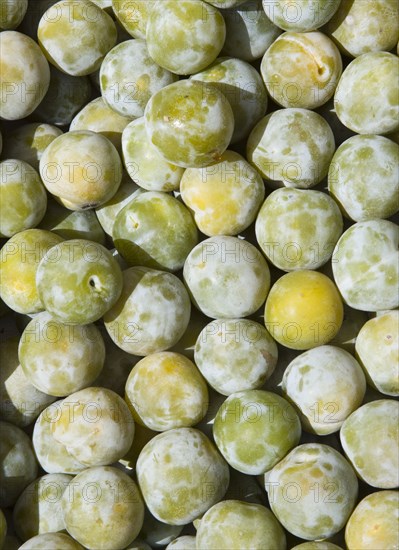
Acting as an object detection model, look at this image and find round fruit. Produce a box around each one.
[263,0,341,32]
[19,533,84,550]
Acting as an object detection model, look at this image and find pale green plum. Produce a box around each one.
[0,31,50,120]
[0,421,38,507]
[146,0,226,75]
[0,509,5,549]
[39,198,106,244]
[261,31,342,109]
[138,508,183,549]
[0,160,47,238]
[213,390,301,474]
[52,387,135,466]
[291,543,343,550]
[144,80,234,168]
[104,267,191,356]
[247,109,335,188]
[19,311,106,396]
[113,192,198,271]
[181,150,265,236]
[328,135,399,221]
[0,123,62,171]
[136,428,229,525]
[332,220,399,311]
[166,536,196,550]
[39,131,122,210]
[101,39,177,118]
[221,0,282,62]
[191,57,268,143]
[262,0,341,32]
[0,336,55,427]
[334,52,399,135]
[195,318,277,395]
[265,443,358,540]
[70,97,132,153]
[13,473,71,541]
[183,236,270,319]
[34,66,92,126]
[196,500,286,550]
[326,0,399,57]
[345,491,399,550]
[282,345,366,435]
[112,0,157,39]
[126,542,152,550]
[255,188,343,271]
[0,0,28,29]
[95,172,143,237]
[61,466,144,550]
[0,229,63,314]
[125,351,208,431]
[121,118,184,192]
[19,533,83,550]
[32,400,86,474]
[38,0,117,76]
[340,399,399,488]
[36,239,123,325]
[355,311,399,396]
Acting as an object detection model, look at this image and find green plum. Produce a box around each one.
[36,239,123,325]
[137,428,229,525]
[19,533,83,550]
[291,543,343,550]
[103,267,191,356]
[112,0,157,39]
[0,0,28,29]
[0,160,47,238]
[166,536,196,550]
[262,0,341,32]
[137,508,183,549]
[213,390,301,474]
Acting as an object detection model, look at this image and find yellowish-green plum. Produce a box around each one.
[19,533,84,550]
[136,428,229,525]
[345,491,399,550]
[291,543,343,550]
[121,118,184,192]
[0,0,28,29]
[0,31,50,120]
[334,52,399,135]
[332,220,399,312]
[326,0,399,57]
[13,473,72,541]
[262,0,341,32]
[183,236,270,319]
[0,229,63,314]
[282,345,366,435]
[104,267,191,356]
[213,390,301,474]
[0,421,38,507]
[39,130,122,211]
[196,500,286,550]
[255,188,343,270]
[264,270,344,350]
[194,318,278,395]
[191,57,268,143]
[112,0,157,39]
[113,192,198,271]
[0,160,47,238]
[36,239,123,325]
[261,31,342,109]
[0,336,55,427]
[166,536,196,550]
[32,400,86,474]
[222,0,282,62]
[146,0,226,75]
[125,351,208,431]
[38,0,117,76]
[1,123,62,171]
[328,135,399,221]
[101,39,177,119]
[144,80,234,168]
[247,109,335,188]
[70,97,132,153]
[340,399,399,489]
[19,311,106,397]
[61,466,144,550]
[266,443,358,540]
[180,150,265,236]
[355,311,399,396]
